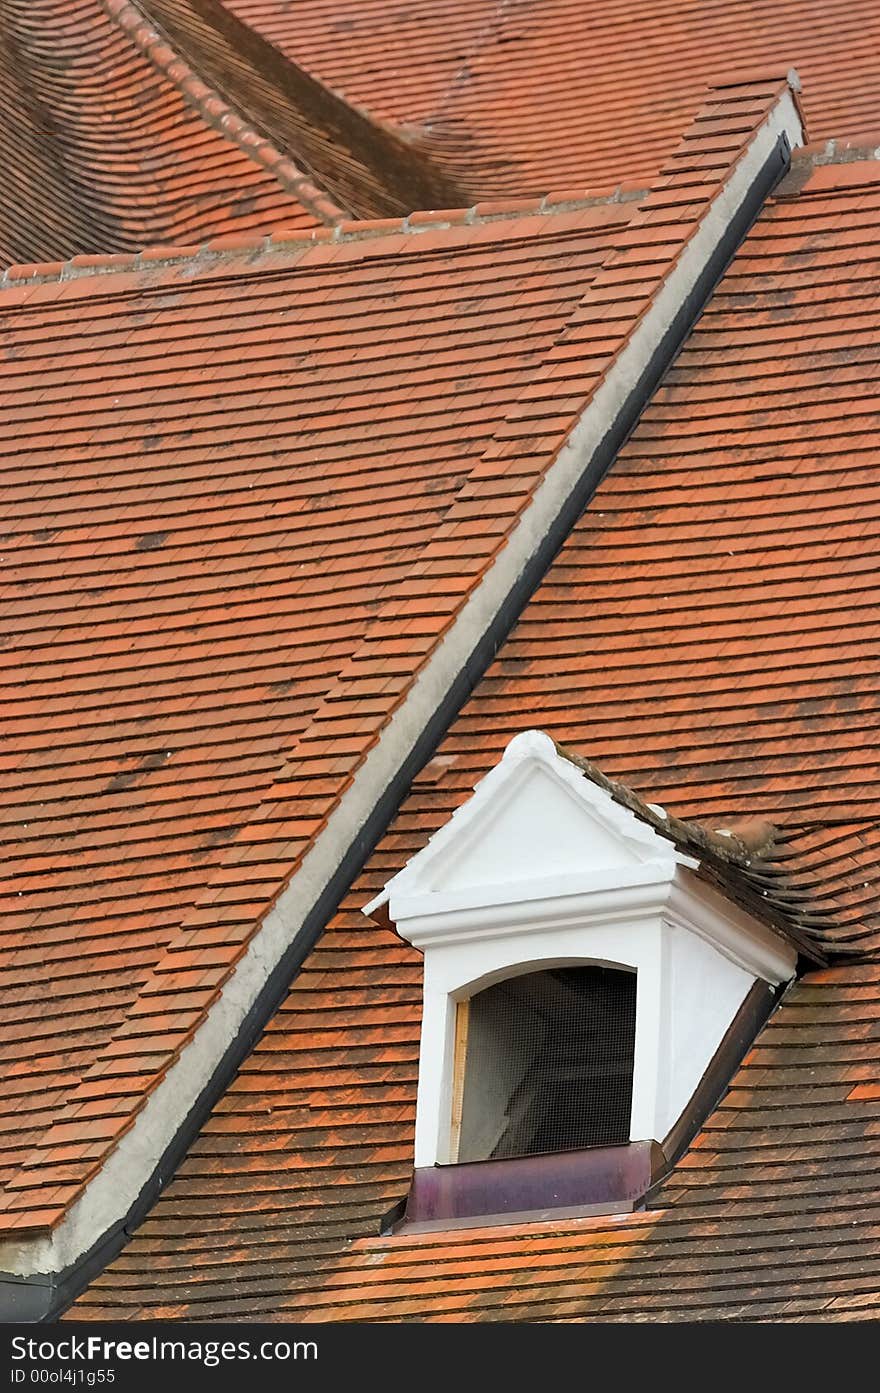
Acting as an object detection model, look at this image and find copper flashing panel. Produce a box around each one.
[400,1142,663,1232]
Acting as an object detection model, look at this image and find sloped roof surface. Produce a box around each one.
[225,0,496,125]
[74,151,880,1318]
[81,961,880,1321]
[0,193,639,1232]
[0,0,334,267]
[134,0,466,219]
[227,0,880,195]
[3,74,795,1253]
[286,961,880,1321]
[480,147,880,953]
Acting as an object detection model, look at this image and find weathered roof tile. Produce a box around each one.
[73,148,880,1321]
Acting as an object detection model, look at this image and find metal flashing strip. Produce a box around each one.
[400,1142,663,1232]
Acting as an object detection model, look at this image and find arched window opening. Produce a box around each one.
[454,965,637,1163]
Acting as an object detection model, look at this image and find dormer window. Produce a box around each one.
[455,965,636,1163]
[365,731,807,1229]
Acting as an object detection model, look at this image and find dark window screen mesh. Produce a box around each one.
[457,966,636,1163]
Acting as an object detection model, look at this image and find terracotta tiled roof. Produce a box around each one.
[223,961,880,1321]
[225,0,496,126]
[227,0,880,198]
[135,0,468,218]
[0,77,806,1310]
[458,142,880,956]
[72,959,880,1320]
[298,960,880,1322]
[0,0,341,267]
[72,147,880,1319]
[0,192,642,1238]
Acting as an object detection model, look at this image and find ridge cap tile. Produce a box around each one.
[0,195,635,295]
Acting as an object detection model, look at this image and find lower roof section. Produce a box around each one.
[73,960,880,1320]
[302,961,880,1322]
[63,149,880,1314]
[70,145,880,1320]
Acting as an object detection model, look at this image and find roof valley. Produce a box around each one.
[129,0,469,218]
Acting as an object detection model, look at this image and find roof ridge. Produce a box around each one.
[794,133,880,164]
[553,743,833,957]
[98,0,348,227]
[0,183,647,293]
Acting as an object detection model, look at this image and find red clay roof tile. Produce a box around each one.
[134,0,470,219]
[1,79,807,1292]
[227,0,880,201]
[71,145,880,1321]
[76,958,880,1320]
[0,188,634,1234]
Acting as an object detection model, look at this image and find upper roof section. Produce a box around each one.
[226,0,880,197]
[0,0,348,267]
[132,0,468,218]
[225,0,496,126]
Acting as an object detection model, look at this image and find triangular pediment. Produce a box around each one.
[369,731,689,912]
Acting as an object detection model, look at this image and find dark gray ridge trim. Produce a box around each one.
[651,976,784,1192]
[0,1276,54,1324]
[2,128,793,1324]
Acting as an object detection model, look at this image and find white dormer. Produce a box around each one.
[366,731,797,1179]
